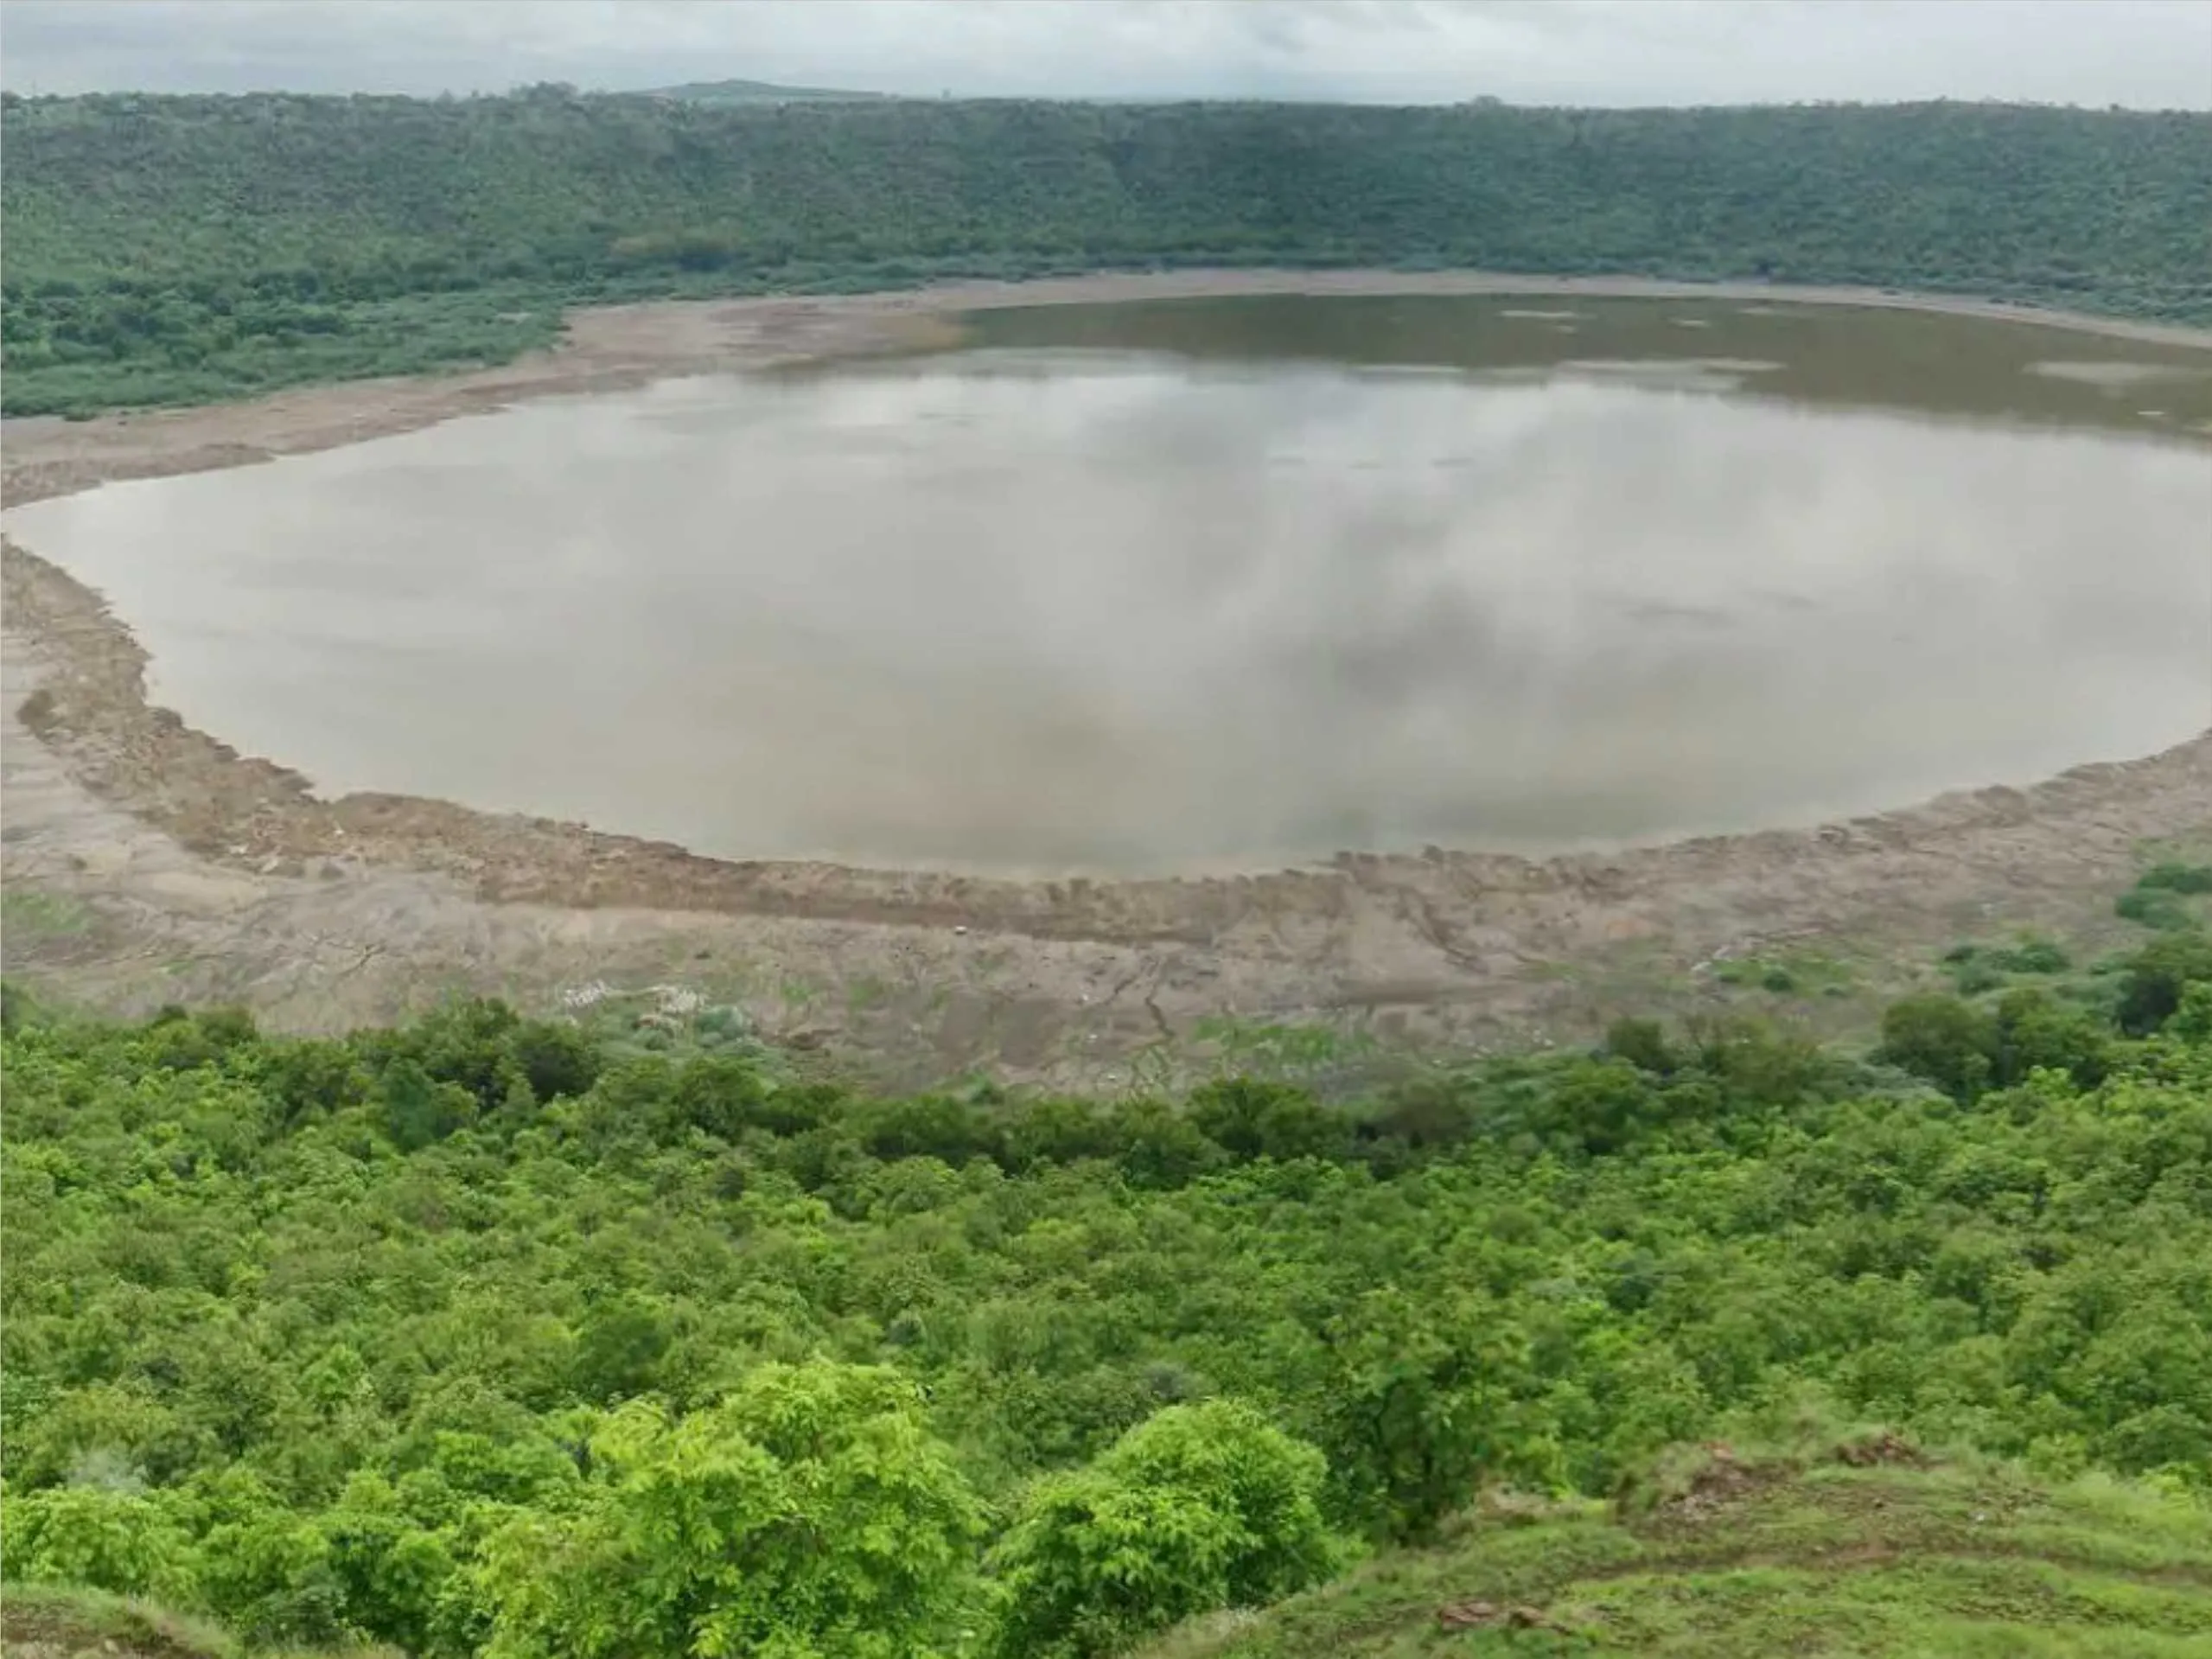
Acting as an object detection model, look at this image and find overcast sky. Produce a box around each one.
[3,0,2209,108]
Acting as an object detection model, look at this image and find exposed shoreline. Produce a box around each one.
[4,270,2209,1068]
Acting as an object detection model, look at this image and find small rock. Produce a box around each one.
[1436,1600,1560,1633]
[1437,1599,1500,1630]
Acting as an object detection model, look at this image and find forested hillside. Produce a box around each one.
[3,92,2209,413]
[5,888,2211,1656]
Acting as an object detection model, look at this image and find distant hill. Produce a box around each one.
[3,93,2207,412]
[644,77,889,104]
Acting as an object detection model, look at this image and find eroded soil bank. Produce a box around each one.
[6,271,2209,1082]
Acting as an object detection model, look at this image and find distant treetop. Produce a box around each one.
[3,93,2205,412]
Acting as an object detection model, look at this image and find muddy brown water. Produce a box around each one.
[5,295,2209,877]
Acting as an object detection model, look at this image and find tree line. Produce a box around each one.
[3,91,2208,414]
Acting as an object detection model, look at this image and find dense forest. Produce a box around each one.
[5,870,2211,1656]
[3,92,2209,413]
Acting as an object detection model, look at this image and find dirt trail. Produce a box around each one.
[5,271,2209,1081]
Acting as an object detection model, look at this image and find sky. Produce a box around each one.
[2,0,2209,109]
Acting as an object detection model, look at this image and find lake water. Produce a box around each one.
[8,295,2211,875]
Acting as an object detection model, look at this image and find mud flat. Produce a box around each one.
[5,271,2210,1081]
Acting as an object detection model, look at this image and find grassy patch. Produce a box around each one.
[1,887,95,943]
[2116,873,2209,934]
[1,1588,225,1657]
[845,973,892,1014]
[1942,935,2075,994]
[0,1585,397,1659]
[1193,1017,1380,1086]
[2139,862,2212,896]
[1138,1444,2212,1658]
[1710,949,1857,999]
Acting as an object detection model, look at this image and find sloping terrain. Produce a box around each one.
[645,77,888,103]
[0,1587,392,1659]
[14,1445,2208,1658]
[3,921,2208,1654]
[1143,1442,2212,1657]
[5,94,2208,412]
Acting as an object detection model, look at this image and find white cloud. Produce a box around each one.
[2,0,2207,108]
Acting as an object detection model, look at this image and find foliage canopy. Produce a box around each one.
[4,92,2208,413]
[4,912,2211,1651]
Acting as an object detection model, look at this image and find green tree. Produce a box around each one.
[4,916,2212,1644]
[379,1056,478,1151]
[317,1471,462,1657]
[1188,1079,1348,1162]
[480,1361,984,1659]
[1878,994,1998,1100]
[1311,1288,1552,1541]
[2116,933,2212,1035]
[570,1294,673,1404]
[1992,987,2109,1088]
[0,1484,201,1603]
[987,1400,1340,1659]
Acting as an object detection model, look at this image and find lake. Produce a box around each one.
[8,294,2210,875]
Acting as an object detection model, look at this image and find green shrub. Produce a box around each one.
[1312,1288,1552,1542]
[376,1057,477,1152]
[0,1486,201,1604]
[1603,1018,1680,1076]
[988,1401,1340,1658]
[1187,1079,1349,1163]
[481,1362,984,1659]
[1988,936,2072,975]
[1680,1016,1832,1108]
[1951,956,2007,994]
[2138,861,2212,895]
[2115,932,2212,1035]
[2116,887,2197,931]
[510,1020,602,1101]
[1992,987,2110,1088]
[1877,995,1998,1100]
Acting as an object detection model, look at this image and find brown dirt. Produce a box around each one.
[1832,1432,1932,1470]
[5,271,2209,1083]
[0,1596,233,1659]
[1434,1598,1567,1633]
[1650,1444,1787,1526]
